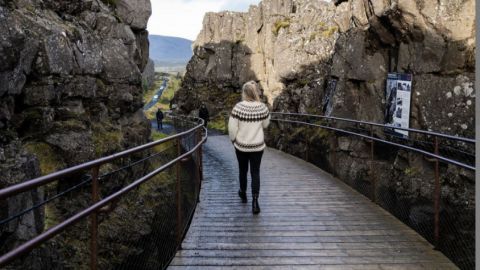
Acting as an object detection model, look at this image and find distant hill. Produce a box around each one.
[149,35,193,69]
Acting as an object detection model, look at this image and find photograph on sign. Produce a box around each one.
[322,78,338,116]
[384,73,412,137]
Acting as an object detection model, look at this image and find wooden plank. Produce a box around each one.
[174,248,443,258]
[179,242,436,250]
[169,256,451,266]
[185,230,419,238]
[188,224,410,231]
[166,136,458,269]
[168,264,457,270]
[182,235,426,244]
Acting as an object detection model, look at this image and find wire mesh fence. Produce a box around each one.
[0,115,205,270]
[268,112,475,270]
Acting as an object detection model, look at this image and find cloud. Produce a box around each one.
[220,0,260,11]
[147,0,260,40]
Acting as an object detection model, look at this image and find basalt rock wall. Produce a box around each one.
[175,0,475,268]
[0,0,153,268]
[176,0,475,136]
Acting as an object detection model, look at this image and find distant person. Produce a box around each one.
[228,81,270,214]
[199,104,209,128]
[156,109,164,130]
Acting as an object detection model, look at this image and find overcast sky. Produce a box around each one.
[147,0,261,41]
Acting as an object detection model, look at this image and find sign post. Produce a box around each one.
[384,73,413,137]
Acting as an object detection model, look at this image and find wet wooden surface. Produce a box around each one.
[168,135,458,269]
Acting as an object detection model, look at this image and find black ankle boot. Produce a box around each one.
[252,194,260,214]
[238,190,247,203]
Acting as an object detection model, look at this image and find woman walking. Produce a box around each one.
[228,81,270,214]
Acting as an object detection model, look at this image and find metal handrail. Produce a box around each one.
[0,116,203,200]
[271,112,475,144]
[0,115,207,268]
[269,111,475,250]
[271,118,475,171]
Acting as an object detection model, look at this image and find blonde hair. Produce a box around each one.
[242,81,261,102]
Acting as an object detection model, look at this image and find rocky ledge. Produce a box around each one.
[0,0,154,268]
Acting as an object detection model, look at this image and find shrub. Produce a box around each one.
[273,18,291,36]
[322,26,339,38]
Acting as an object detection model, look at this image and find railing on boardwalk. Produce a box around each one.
[0,114,206,270]
[269,112,475,269]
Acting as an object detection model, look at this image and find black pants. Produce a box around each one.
[235,149,264,195]
[157,119,163,130]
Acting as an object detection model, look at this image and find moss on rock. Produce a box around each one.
[92,125,124,157]
[273,18,291,36]
[24,142,65,175]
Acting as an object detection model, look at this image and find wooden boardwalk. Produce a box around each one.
[169,135,458,269]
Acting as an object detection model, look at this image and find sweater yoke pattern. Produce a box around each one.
[231,103,270,122]
[228,101,271,152]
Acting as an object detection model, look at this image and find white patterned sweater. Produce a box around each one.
[228,101,270,152]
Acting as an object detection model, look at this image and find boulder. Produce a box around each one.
[351,0,368,27]
[40,34,75,75]
[101,39,141,83]
[334,1,352,32]
[45,131,94,166]
[371,0,390,17]
[72,35,103,75]
[115,0,152,30]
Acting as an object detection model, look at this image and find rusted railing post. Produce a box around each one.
[305,117,309,162]
[199,127,204,184]
[305,138,309,162]
[196,128,202,202]
[332,120,337,177]
[370,125,376,203]
[90,166,100,270]
[433,136,440,248]
[175,137,183,249]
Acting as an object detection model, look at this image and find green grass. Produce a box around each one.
[150,130,174,152]
[144,75,182,120]
[208,115,229,134]
[92,128,123,158]
[143,76,164,104]
[159,76,181,110]
[151,130,169,141]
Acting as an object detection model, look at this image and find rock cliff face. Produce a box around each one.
[142,59,156,89]
[0,0,152,268]
[176,0,475,137]
[175,0,475,268]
